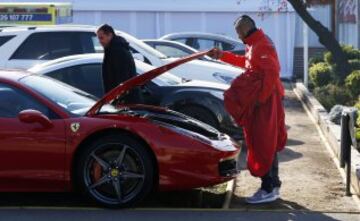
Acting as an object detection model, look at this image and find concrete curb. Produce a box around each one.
[222,179,235,209]
[293,82,360,196]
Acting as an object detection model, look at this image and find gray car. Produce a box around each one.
[160,32,245,55]
[143,39,218,62]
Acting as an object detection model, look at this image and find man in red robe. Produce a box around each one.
[208,15,287,204]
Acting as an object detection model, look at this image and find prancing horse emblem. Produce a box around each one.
[70,122,80,132]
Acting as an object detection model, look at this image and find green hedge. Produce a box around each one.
[355,99,360,142]
[356,99,360,127]
[345,70,360,98]
[309,62,333,87]
[310,45,360,142]
[349,59,360,71]
[324,45,360,65]
[313,84,352,111]
[309,55,324,67]
[309,45,360,113]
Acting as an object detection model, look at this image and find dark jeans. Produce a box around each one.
[261,153,281,193]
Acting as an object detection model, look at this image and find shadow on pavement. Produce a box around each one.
[0,189,226,209]
[279,147,303,163]
[230,196,344,221]
[286,138,304,146]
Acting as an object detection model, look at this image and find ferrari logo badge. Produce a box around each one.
[70,123,80,133]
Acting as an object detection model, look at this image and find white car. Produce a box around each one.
[0,25,242,84]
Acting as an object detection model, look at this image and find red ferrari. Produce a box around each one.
[0,52,240,208]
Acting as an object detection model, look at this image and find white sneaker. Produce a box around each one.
[273,187,280,198]
[245,189,278,204]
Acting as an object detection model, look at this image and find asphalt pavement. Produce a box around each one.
[0,209,359,221]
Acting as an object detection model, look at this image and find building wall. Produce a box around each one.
[6,0,335,78]
[337,0,359,48]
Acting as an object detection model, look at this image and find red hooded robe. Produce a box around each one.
[222,29,287,177]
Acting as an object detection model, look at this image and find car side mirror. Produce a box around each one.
[18,109,53,128]
[132,53,145,62]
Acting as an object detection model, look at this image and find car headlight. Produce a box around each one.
[212,72,235,84]
[210,91,224,100]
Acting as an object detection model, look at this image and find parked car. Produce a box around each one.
[143,39,215,62]
[160,32,245,55]
[29,53,243,140]
[0,25,242,84]
[0,56,240,208]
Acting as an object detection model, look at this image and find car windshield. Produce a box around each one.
[20,75,116,116]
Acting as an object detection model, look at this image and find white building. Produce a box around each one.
[6,0,334,79]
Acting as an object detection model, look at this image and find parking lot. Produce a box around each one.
[0,1,360,220]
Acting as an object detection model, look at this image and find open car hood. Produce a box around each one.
[86,50,212,116]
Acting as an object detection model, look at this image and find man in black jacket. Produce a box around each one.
[96,24,142,103]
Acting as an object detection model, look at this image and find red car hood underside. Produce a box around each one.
[86,50,211,116]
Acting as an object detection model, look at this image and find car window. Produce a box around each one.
[0,35,15,47]
[91,35,103,53]
[46,64,104,98]
[0,83,53,118]
[194,38,216,50]
[154,44,190,58]
[218,41,235,51]
[79,32,99,53]
[129,47,152,65]
[173,38,187,45]
[11,32,97,60]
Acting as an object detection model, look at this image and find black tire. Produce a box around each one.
[177,105,219,129]
[75,134,154,208]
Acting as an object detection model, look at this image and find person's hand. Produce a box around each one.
[207,48,223,60]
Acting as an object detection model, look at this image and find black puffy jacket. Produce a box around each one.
[102,35,142,103]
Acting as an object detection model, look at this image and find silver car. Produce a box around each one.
[160,32,245,55]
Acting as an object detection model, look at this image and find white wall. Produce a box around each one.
[337,0,359,48]
[294,5,332,48]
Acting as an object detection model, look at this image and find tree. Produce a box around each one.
[287,0,351,81]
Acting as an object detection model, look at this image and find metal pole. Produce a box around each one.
[303,21,309,88]
[346,146,351,196]
[340,112,351,196]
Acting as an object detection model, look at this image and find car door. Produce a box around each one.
[6,32,97,69]
[0,83,66,191]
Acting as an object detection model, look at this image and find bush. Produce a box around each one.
[309,55,324,67]
[342,45,360,60]
[349,59,360,71]
[355,98,360,127]
[313,84,352,111]
[309,62,333,87]
[322,45,360,65]
[345,70,360,97]
[323,51,333,64]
